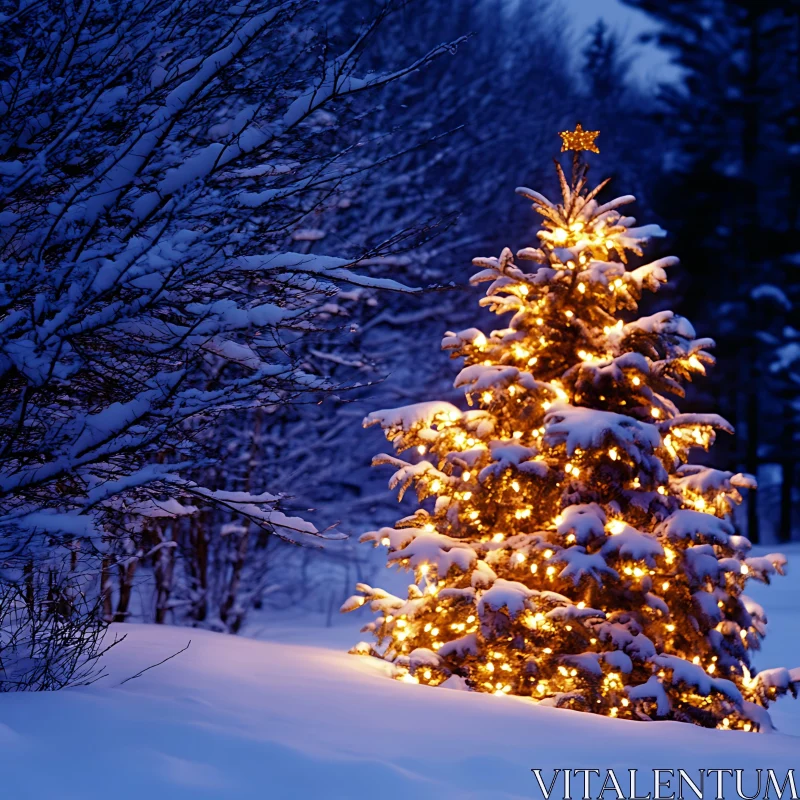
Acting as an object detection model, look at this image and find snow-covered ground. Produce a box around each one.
[0,546,798,799]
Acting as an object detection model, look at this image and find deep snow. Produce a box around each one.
[0,546,797,799]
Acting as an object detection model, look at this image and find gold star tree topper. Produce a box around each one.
[559,122,600,154]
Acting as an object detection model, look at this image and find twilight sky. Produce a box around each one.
[560,0,681,87]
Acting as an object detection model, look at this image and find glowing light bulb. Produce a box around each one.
[513,431,523,439]
[544,549,553,559]
[632,376,641,386]
[651,408,661,419]
[417,445,426,455]
[511,480,520,492]
[741,564,750,575]
[662,581,669,591]
[530,564,538,574]
[492,533,505,542]
[607,519,625,535]
[381,537,390,547]
[608,448,618,461]
[462,471,471,481]
[565,310,574,318]
[474,333,487,348]
[448,410,460,422]
[482,391,492,404]
[578,283,586,294]
[430,479,441,493]
[553,228,568,243]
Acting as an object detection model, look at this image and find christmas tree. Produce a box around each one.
[343,126,799,731]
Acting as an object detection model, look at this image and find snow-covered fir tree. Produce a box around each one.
[345,129,800,731]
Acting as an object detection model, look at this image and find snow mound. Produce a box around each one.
[0,603,797,799]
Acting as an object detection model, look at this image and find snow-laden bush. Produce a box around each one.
[0,0,458,676]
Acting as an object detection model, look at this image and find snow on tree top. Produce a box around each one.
[601,524,664,565]
[478,578,533,618]
[672,465,756,494]
[364,401,461,431]
[627,675,671,716]
[389,531,477,575]
[553,547,619,585]
[624,309,696,340]
[652,654,743,704]
[556,504,607,545]
[656,510,734,544]
[754,667,800,692]
[544,403,661,463]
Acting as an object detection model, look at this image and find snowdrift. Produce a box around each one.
[0,561,797,800]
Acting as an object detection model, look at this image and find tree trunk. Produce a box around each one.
[113,557,137,623]
[154,524,175,624]
[100,555,113,623]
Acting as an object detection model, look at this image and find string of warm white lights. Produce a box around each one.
[343,128,798,731]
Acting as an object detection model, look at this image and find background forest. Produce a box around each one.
[0,0,798,676]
